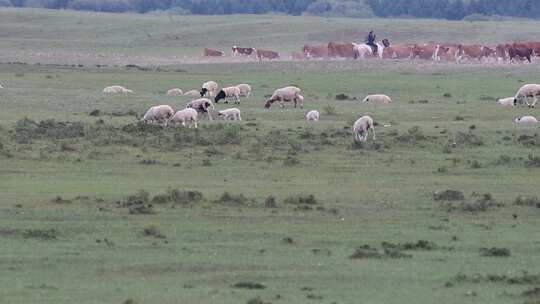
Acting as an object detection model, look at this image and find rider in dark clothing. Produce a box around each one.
[365,31,377,55]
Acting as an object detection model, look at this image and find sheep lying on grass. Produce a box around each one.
[218,108,242,121]
[184,90,201,98]
[514,115,538,126]
[306,110,319,121]
[169,108,198,128]
[167,88,183,96]
[103,85,133,94]
[362,94,392,104]
[496,97,514,107]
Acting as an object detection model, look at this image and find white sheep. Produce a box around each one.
[169,108,198,128]
[186,98,215,121]
[236,84,252,98]
[353,115,376,142]
[514,115,538,126]
[496,97,515,107]
[362,94,392,104]
[184,90,201,98]
[103,85,133,94]
[218,108,242,121]
[264,86,303,109]
[0,83,4,89]
[514,84,540,108]
[167,88,183,96]
[141,105,174,126]
[306,110,319,121]
[214,86,241,104]
[201,81,218,97]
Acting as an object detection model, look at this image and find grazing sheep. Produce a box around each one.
[264,86,303,109]
[184,90,201,98]
[236,84,251,98]
[186,98,215,121]
[169,108,198,128]
[200,81,218,97]
[353,115,376,142]
[141,105,174,126]
[218,108,242,121]
[306,110,320,121]
[215,86,241,104]
[514,84,540,108]
[0,83,3,89]
[103,85,133,94]
[167,88,183,96]
[362,94,392,104]
[497,97,515,107]
[514,115,538,126]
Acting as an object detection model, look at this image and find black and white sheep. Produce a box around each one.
[186,98,215,121]
[200,81,218,97]
[214,86,241,104]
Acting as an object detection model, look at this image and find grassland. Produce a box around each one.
[1,8,540,304]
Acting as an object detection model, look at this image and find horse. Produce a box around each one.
[354,39,390,59]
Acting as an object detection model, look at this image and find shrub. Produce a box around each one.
[264,196,278,208]
[323,104,336,115]
[433,190,465,201]
[214,192,252,205]
[514,196,540,207]
[524,154,540,168]
[454,131,484,147]
[22,229,58,240]
[141,226,166,239]
[284,194,318,205]
[479,247,510,257]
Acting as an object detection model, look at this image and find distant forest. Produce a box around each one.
[1,0,540,20]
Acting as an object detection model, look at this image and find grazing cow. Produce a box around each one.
[232,46,256,57]
[203,48,223,57]
[302,44,329,59]
[512,42,540,56]
[328,42,355,58]
[410,44,440,60]
[382,44,414,59]
[256,49,280,61]
[456,44,495,62]
[508,47,533,63]
[437,44,460,61]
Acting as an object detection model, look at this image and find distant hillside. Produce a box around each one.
[0,0,539,20]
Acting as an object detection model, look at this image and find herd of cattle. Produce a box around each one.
[97,79,540,143]
[203,40,540,63]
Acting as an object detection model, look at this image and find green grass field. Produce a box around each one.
[1,8,540,304]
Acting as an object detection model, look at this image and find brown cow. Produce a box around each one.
[382,44,414,59]
[410,44,440,60]
[256,49,280,61]
[328,42,355,58]
[438,45,460,61]
[456,44,495,62]
[232,46,255,56]
[302,44,329,59]
[203,48,223,57]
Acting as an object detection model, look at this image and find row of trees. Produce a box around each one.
[367,0,540,20]
[1,0,540,19]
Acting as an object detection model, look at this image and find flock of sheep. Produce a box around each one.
[100,81,540,143]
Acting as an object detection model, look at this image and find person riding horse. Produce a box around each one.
[365,31,377,55]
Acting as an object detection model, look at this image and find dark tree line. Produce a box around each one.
[1,0,540,19]
[367,0,540,20]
